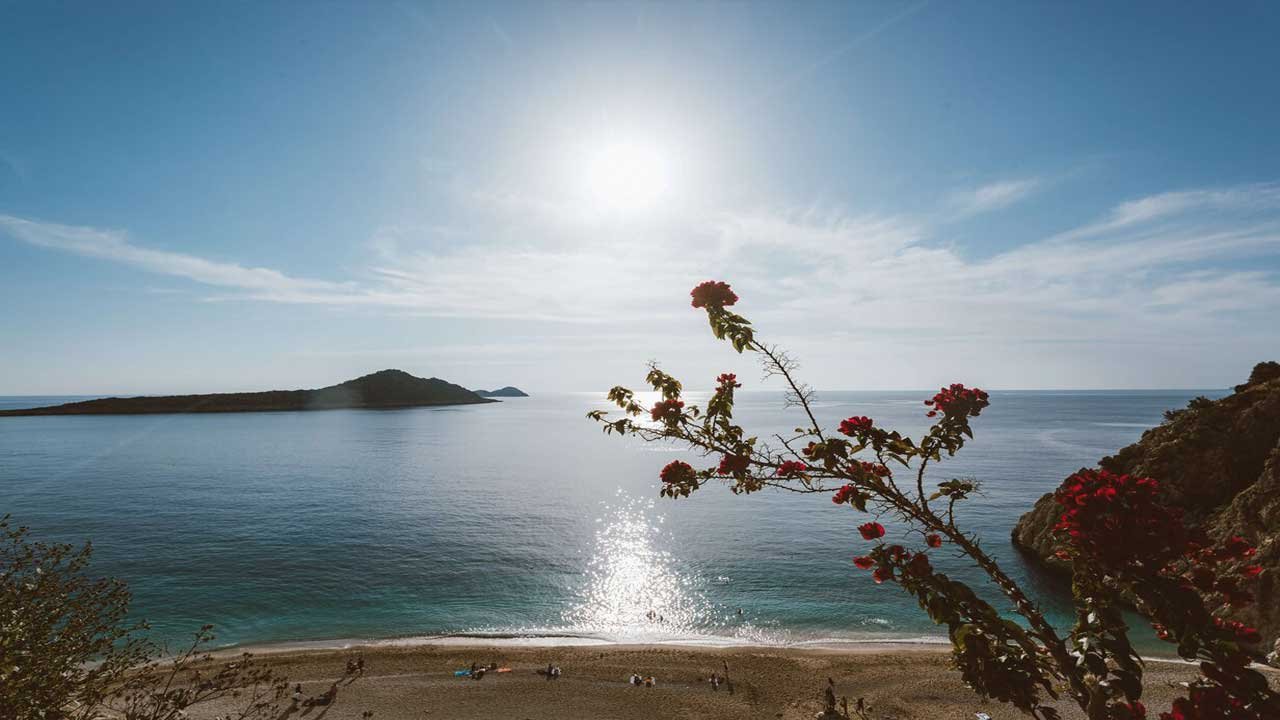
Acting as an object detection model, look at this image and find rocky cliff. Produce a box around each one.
[1011,362,1280,649]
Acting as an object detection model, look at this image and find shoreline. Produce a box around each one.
[217,632,954,657]
[183,639,1276,720]
[213,631,1220,667]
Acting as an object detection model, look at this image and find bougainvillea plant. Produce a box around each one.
[587,281,1278,720]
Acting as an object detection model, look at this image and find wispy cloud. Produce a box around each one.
[4,182,1280,353]
[947,178,1040,217]
[1050,183,1280,243]
[0,214,356,299]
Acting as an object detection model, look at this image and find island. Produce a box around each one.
[0,369,497,416]
[473,386,529,398]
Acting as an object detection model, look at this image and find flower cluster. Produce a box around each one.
[1052,469,1188,571]
[858,522,885,540]
[838,416,874,436]
[924,384,990,419]
[1160,683,1250,720]
[715,373,741,390]
[848,460,891,480]
[659,460,696,486]
[650,399,685,423]
[926,533,943,548]
[718,454,750,475]
[831,484,856,504]
[776,460,808,477]
[854,544,937,586]
[1054,468,1265,648]
[1113,701,1147,720]
[1214,617,1262,645]
[690,281,738,309]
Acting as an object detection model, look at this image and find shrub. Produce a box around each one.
[0,515,356,720]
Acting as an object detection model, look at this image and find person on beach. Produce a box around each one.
[822,678,837,717]
[310,683,338,706]
[355,655,365,676]
[290,684,304,709]
[710,672,721,691]
[546,663,554,681]
[550,665,561,679]
[644,676,656,688]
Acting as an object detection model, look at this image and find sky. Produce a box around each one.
[2,2,1279,395]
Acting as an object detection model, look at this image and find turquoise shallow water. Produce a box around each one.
[0,389,1222,652]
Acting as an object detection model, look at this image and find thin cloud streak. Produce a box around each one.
[948,178,1040,217]
[3,183,1280,347]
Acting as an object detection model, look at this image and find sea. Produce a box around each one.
[0,389,1223,654]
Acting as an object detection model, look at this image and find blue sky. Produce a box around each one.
[2,2,1278,394]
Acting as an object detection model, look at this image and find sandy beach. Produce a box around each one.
[183,641,1278,720]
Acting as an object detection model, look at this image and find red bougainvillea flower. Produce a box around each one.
[650,399,684,423]
[1160,684,1252,720]
[718,454,750,475]
[776,460,808,477]
[1241,565,1263,578]
[1219,536,1256,559]
[852,556,875,570]
[923,384,990,419]
[1214,617,1263,644]
[1052,468,1192,572]
[690,281,738,309]
[871,566,893,584]
[838,416,874,436]
[858,522,886,541]
[1114,700,1146,720]
[715,373,742,389]
[848,461,891,479]
[832,484,856,505]
[925,533,942,548]
[659,460,696,486]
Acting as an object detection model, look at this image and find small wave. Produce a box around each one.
[224,629,951,654]
[1035,428,1114,456]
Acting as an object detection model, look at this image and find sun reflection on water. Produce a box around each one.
[563,493,714,641]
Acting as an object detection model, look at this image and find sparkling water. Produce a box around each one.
[0,389,1221,652]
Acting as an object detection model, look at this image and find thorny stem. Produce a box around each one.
[752,341,825,441]
[743,355,1090,712]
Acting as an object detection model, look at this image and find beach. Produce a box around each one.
[184,641,1275,720]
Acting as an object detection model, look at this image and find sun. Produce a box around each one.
[580,137,672,214]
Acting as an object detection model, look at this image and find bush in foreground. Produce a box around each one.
[0,515,357,720]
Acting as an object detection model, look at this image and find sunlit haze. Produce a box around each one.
[2,3,1278,394]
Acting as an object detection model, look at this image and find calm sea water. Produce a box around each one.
[0,389,1222,652]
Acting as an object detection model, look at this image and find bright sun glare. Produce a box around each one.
[580,137,672,214]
